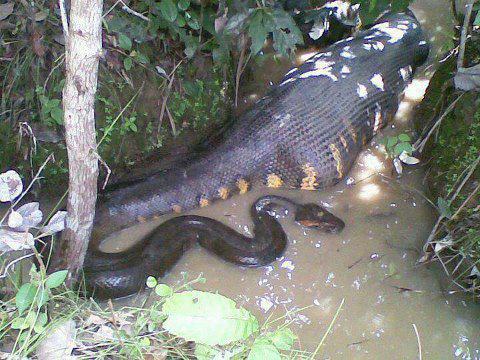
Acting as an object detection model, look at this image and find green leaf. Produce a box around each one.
[34,312,48,334]
[248,11,268,55]
[45,270,68,289]
[118,33,132,51]
[393,142,413,156]
[162,290,259,346]
[185,11,200,30]
[386,136,398,149]
[159,0,178,22]
[474,12,480,26]
[44,98,61,110]
[155,284,173,297]
[36,288,50,308]
[50,107,64,124]
[11,317,30,330]
[247,338,281,360]
[269,328,297,351]
[124,57,133,70]
[178,0,190,11]
[16,283,37,315]
[136,52,150,64]
[176,13,186,27]
[398,133,411,142]
[146,276,157,288]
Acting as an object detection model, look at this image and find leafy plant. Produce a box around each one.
[146,275,301,359]
[379,133,419,174]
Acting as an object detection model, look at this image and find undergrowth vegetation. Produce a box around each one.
[0,0,409,188]
[414,35,480,297]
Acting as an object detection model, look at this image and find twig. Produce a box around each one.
[412,323,422,360]
[104,0,150,22]
[107,299,126,349]
[120,1,150,22]
[425,153,480,246]
[414,93,464,153]
[166,106,177,137]
[158,60,183,134]
[457,0,475,70]
[451,182,480,220]
[235,35,247,108]
[0,252,35,279]
[58,0,69,38]
[94,153,112,190]
[310,298,345,359]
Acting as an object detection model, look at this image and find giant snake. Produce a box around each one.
[82,10,429,299]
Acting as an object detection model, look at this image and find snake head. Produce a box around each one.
[295,203,345,233]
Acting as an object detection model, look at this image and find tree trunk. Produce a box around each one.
[51,0,103,283]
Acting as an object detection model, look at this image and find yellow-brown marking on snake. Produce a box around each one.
[266,173,284,188]
[236,178,249,194]
[339,135,349,152]
[301,163,319,190]
[362,134,368,145]
[172,204,182,213]
[329,143,344,179]
[137,216,147,223]
[199,197,210,207]
[218,187,230,200]
[341,118,357,144]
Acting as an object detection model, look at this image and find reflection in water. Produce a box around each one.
[105,0,480,358]
[358,183,381,201]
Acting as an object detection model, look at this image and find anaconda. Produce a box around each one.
[85,11,429,298]
[85,195,344,299]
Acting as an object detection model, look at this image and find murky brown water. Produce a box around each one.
[103,1,480,358]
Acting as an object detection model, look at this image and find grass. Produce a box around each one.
[1,263,345,359]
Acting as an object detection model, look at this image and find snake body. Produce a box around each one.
[85,11,429,298]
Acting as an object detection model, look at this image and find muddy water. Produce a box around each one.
[104,1,480,358]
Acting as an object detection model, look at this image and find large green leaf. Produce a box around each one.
[16,283,37,315]
[45,270,68,289]
[248,11,268,55]
[162,290,259,346]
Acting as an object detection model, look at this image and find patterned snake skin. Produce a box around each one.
[92,11,429,240]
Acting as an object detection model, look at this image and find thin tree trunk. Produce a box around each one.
[52,0,103,282]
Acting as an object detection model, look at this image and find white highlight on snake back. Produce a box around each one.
[370,74,385,91]
[340,46,356,59]
[357,83,368,99]
[399,66,412,81]
[371,41,385,51]
[298,60,338,81]
[371,21,408,44]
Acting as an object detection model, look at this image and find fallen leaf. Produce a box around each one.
[0,229,34,252]
[42,211,67,234]
[0,170,23,202]
[0,3,14,21]
[7,210,23,228]
[399,151,420,165]
[15,202,43,231]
